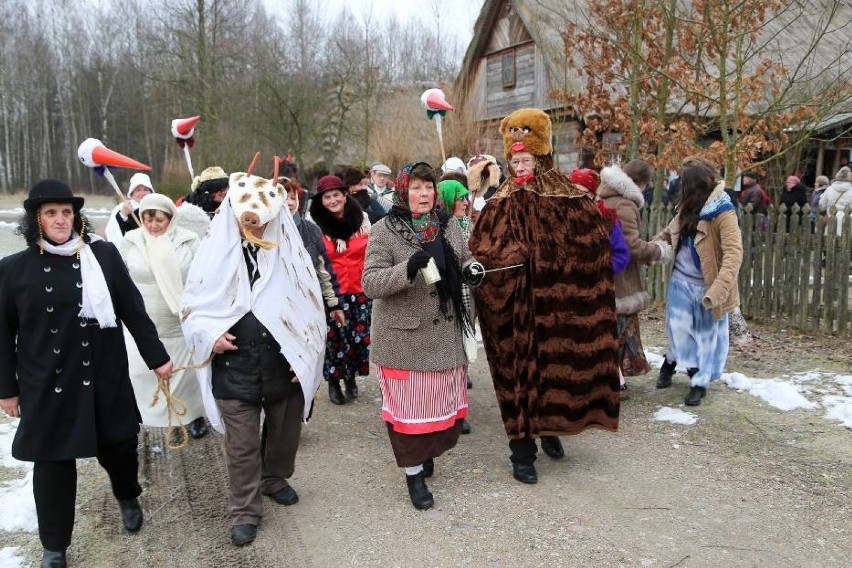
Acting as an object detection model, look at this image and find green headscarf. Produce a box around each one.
[437,179,469,211]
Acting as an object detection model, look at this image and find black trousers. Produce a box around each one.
[509,436,538,466]
[33,436,141,551]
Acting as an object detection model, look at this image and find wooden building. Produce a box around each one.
[454,0,585,168]
[455,0,851,177]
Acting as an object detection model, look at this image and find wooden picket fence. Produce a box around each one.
[638,203,852,337]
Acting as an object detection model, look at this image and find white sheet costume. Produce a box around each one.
[180,172,326,433]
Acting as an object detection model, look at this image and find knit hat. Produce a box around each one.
[437,179,469,210]
[499,108,552,161]
[139,193,178,218]
[835,166,851,182]
[191,166,229,194]
[370,162,392,175]
[127,173,154,198]
[569,168,600,194]
[24,179,84,212]
[314,175,348,196]
[785,175,800,187]
[441,157,467,174]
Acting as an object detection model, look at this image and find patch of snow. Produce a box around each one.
[0,547,25,568]
[0,470,37,532]
[653,407,698,425]
[722,373,818,411]
[0,421,30,470]
[822,395,852,429]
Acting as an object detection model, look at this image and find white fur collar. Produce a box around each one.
[599,165,645,208]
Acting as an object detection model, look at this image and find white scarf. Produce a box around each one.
[124,224,188,315]
[40,233,117,328]
[181,197,326,432]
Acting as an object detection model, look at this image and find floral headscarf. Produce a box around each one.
[393,161,440,243]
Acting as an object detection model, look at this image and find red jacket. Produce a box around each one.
[323,232,368,294]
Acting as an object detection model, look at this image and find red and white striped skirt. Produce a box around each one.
[377,364,469,435]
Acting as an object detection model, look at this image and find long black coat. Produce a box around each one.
[0,241,169,461]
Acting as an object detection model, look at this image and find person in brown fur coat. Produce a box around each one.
[468,108,621,484]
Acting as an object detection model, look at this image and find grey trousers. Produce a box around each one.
[216,389,305,526]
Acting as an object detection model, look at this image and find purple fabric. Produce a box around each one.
[610,220,630,275]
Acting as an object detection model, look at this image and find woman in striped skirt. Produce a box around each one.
[362,162,478,510]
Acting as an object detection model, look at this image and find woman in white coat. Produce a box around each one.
[119,194,209,439]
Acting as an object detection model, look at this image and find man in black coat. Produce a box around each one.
[0,180,173,568]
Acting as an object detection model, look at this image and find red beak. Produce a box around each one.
[425,92,454,112]
[174,115,201,136]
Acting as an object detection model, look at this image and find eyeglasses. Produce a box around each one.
[510,157,535,168]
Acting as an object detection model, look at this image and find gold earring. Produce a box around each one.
[77,222,85,260]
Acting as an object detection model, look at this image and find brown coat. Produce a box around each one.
[657,183,743,319]
[362,214,471,371]
[469,163,620,440]
[597,166,662,314]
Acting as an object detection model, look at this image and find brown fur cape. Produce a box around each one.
[469,157,621,439]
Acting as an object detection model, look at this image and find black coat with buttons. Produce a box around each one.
[0,241,169,461]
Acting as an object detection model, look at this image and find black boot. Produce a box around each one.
[118,498,143,532]
[328,380,346,405]
[405,471,434,510]
[231,523,257,546]
[685,386,707,406]
[656,357,676,388]
[459,418,471,435]
[540,436,564,459]
[512,462,538,484]
[422,457,434,478]
[344,376,358,399]
[41,549,67,568]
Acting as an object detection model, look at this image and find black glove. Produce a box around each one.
[406,250,432,280]
[463,261,486,287]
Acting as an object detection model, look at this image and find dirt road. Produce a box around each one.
[1,313,850,568]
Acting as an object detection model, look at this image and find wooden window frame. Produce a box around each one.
[501,48,516,89]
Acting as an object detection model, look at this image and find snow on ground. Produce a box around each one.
[653,407,698,425]
[0,547,25,568]
[722,373,817,411]
[0,420,37,534]
[645,347,852,429]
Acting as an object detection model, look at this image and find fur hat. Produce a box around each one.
[834,166,851,182]
[315,175,348,195]
[499,108,552,161]
[191,166,229,194]
[466,154,500,197]
[24,179,84,212]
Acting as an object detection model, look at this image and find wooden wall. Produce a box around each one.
[485,42,536,119]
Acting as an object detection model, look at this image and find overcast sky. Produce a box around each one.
[263,0,482,49]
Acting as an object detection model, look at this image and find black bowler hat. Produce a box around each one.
[23,179,85,212]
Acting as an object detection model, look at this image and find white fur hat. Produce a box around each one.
[127,173,154,198]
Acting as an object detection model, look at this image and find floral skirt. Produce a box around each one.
[324,292,371,382]
[617,313,651,376]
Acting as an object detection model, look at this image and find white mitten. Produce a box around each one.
[655,240,674,263]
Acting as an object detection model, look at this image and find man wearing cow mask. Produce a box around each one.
[181,156,326,547]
